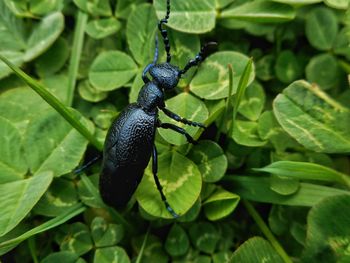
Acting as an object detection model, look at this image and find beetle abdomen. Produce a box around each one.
[99,104,156,208]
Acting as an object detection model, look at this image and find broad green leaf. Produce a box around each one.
[24,12,65,61]
[0,203,85,255]
[302,195,350,262]
[190,51,255,100]
[41,251,81,263]
[89,51,137,91]
[0,171,53,237]
[273,80,350,153]
[158,93,208,145]
[255,54,275,81]
[165,224,190,257]
[33,178,79,217]
[94,247,130,263]
[221,2,296,23]
[306,53,340,90]
[0,1,26,51]
[187,140,228,182]
[232,120,267,147]
[30,0,64,15]
[216,0,235,8]
[86,18,121,39]
[56,223,93,256]
[0,117,27,183]
[238,81,265,121]
[35,38,69,77]
[73,0,112,16]
[275,50,303,84]
[77,174,105,209]
[225,176,350,206]
[115,0,144,19]
[78,80,108,103]
[189,222,220,254]
[305,7,338,51]
[91,217,124,247]
[255,161,350,188]
[177,198,202,223]
[203,188,240,221]
[24,110,93,177]
[258,111,300,152]
[137,151,202,218]
[154,0,216,34]
[324,0,349,9]
[231,237,284,263]
[126,3,158,65]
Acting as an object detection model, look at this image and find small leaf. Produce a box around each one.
[0,172,53,237]
[189,222,220,254]
[238,81,266,121]
[137,151,202,218]
[94,247,130,263]
[273,80,350,153]
[306,53,340,90]
[41,251,81,263]
[231,237,284,263]
[73,0,112,16]
[190,51,255,100]
[187,140,228,183]
[275,50,303,84]
[154,0,216,34]
[305,7,338,51]
[86,18,121,39]
[270,175,300,196]
[56,223,93,256]
[232,120,267,147]
[203,188,240,221]
[78,80,108,103]
[324,0,349,9]
[165,224,190,256]
[24,12,65,61]
[91,217,124,247]
[89,51,137,91]
[221,2,296,23]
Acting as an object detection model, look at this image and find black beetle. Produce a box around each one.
[78,0,215,218]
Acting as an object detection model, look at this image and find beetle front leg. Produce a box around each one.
[161,107,205,128]
[152,144,179,218]
[158,122,197,144]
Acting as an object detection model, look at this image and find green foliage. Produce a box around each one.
[0,0,349,262]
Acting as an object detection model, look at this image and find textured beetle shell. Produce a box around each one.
[100,103,157,208]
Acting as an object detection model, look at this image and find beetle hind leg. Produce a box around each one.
[158,122,197,144]
[152,144,179,218]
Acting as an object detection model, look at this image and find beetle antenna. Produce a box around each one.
[179,42,217,77]
[158,0,171,63]
[153,33,159,64]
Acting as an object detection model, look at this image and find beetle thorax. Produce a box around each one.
[137,81,165,112]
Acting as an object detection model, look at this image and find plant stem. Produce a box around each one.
[28,238,38,263]
[243,200,293,263]
[67,10,88,106]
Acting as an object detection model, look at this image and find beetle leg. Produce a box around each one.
[73,154,102,174]
[158,122,197,144]
[160,107,205,128]
[152,144,179,218]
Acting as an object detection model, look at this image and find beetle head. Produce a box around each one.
[149,63,180,91]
